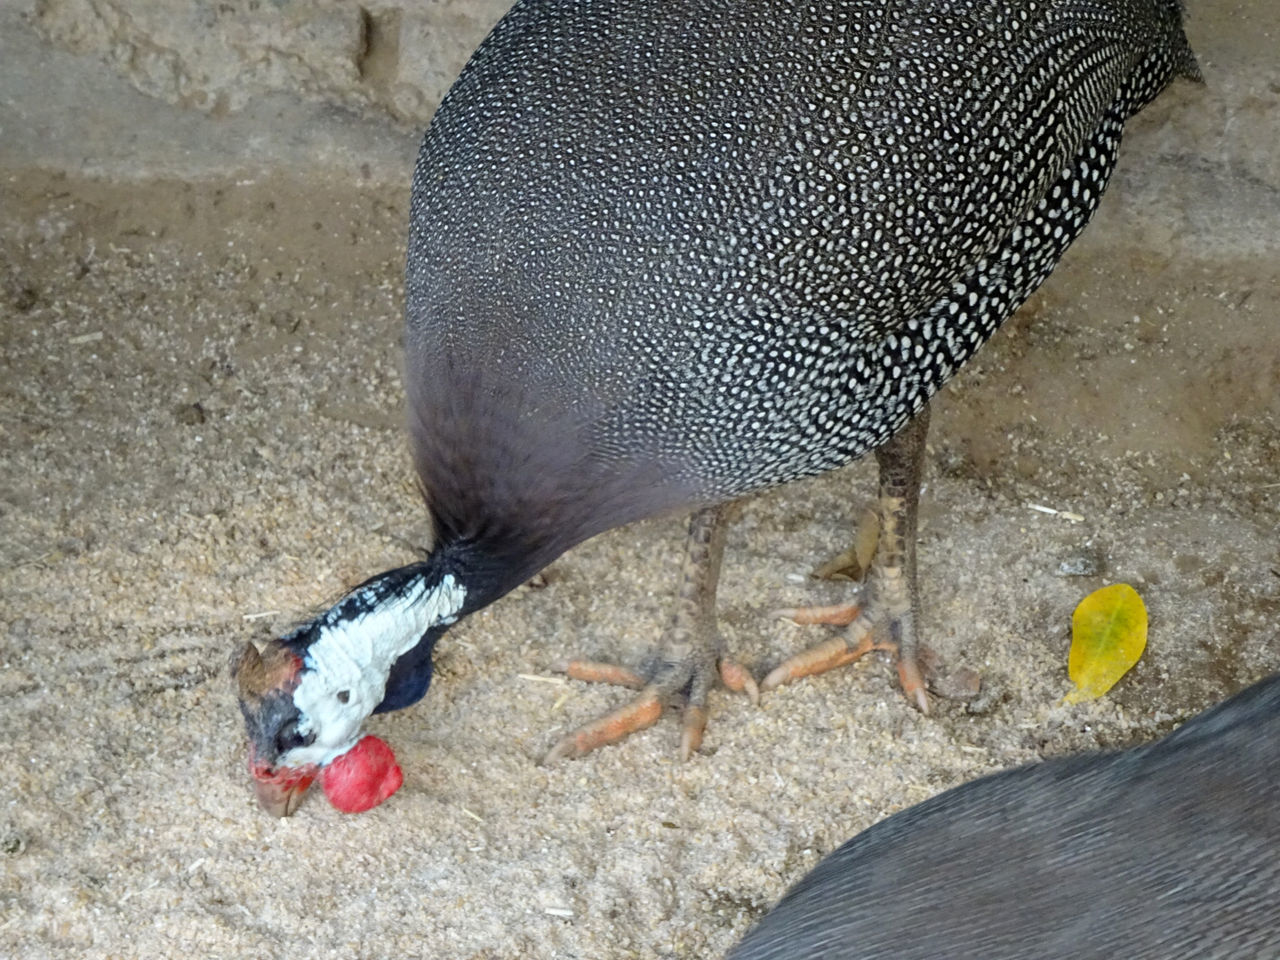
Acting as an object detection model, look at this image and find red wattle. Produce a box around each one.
[321,735,403,813]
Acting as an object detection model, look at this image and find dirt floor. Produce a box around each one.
[1,4,1277,960]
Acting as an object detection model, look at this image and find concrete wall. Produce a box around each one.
[28,0,511,124]
[2,0,511,181]
[5,0,1278,260]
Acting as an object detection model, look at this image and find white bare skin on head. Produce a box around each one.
[278,573,466,768]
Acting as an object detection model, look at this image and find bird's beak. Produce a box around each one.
[232,640,313,817]
[249,760,317,817]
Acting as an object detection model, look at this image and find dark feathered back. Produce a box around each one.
[728,673,1280,959]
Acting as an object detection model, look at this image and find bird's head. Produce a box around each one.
[232,638,322,816]
[231,564,466,816]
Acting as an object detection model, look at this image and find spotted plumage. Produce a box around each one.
[235,0,1198,811]
[407,0,1198,579]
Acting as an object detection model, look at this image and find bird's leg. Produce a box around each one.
[762,405,931,714]
[546,503,758,762]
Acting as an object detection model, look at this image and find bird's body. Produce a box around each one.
[406,0,1197,596]
[234,0,1199,811]
[728,671,1280,959]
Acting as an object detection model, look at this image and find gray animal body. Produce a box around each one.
[406,0,1198,586]
[729,672,1280,959]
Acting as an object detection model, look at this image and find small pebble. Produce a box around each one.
[1056,548,1105,577]
[174,401,206,425]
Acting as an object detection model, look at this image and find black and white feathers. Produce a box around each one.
[405,0,1198,585]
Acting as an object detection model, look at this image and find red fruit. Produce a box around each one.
[321,735,403,813]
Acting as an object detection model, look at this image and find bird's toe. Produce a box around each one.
[543,691,664,763]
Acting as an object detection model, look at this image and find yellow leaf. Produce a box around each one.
[1065,583,1147,703]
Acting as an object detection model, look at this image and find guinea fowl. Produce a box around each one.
[234,0,1200,813]
[727,671,1280,959]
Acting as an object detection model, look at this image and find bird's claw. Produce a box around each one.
[762,617,931,713]
[552,659,646,689]
[543,692,664,762]
[718,658,760,706]
[761,633,887,692]
[680,704,708,761]
[772,602,862,626]
[897,656,930,715]
[544,655,758,761]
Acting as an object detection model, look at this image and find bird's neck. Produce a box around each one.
[303,561,466,678]
[279,559,467,765]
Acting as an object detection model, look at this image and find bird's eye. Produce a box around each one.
[336,690,350,704]
[275,720,314,755]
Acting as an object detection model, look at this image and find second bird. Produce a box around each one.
[234,0,1200,813]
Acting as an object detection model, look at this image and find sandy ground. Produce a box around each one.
[2,3,1278,959]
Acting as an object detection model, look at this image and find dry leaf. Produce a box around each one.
[1066,583,1147,703]
[812,506,880,581]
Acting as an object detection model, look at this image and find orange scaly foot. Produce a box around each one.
[544,505,758,762]
[762,407,934,714]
